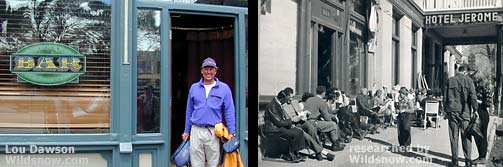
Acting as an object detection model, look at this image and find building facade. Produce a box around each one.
[0,0,248,167]
[259,0,503,105]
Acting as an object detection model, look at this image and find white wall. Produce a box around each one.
[375,0,393,88]
[258,0,298,96]
[399,16,412,88]
[417,28,423,77]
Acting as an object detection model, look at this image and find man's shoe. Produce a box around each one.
[282,152,300,163]
[473,157,487,164]
[448,161,459,167]
[295,152,306,162]
[315,153,323,161]
[358,130,368,140]
[326,153,335,161]
[465,160,472,167]
[331,143,345,151]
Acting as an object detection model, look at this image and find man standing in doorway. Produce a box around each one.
[182,57,236,167]
[444,64,478,167]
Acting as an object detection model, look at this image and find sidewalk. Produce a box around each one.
[258,116,503,167]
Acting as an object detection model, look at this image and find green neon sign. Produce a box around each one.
[9,43,87,86]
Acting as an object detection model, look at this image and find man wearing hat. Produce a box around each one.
[182,57,236,167]
[137,83,160,132]
[444,64,478,167]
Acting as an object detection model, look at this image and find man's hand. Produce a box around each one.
[229,133,235,140]
[182,133,190,141]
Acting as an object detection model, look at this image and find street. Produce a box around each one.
[259,116,502,167]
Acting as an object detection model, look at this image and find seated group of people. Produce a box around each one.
[358,86,442,130]
[261,85,443,163]
[262,86,364,163]
[358,86,444,148]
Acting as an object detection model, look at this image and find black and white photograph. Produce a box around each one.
[258,0,503,167]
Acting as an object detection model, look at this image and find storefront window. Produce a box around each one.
[137,9,161,133]
[348,21,365,97]
[0,0,111,133]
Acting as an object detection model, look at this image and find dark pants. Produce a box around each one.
[299,122,323,153]
[474,108,489,158]
[448,115,472,165]
[308,120,340,143]
[359,109,380,124]
[398,113,411,146]
[276,127,307,152]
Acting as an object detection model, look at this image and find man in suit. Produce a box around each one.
[304,86,345,151]
[263,90,307,163]
[282,87,335,161]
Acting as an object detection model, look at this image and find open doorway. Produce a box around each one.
[317,25,334,89]
[170,13,235,153]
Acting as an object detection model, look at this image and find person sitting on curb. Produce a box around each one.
[282,87,335,161]
[304,86,345,152]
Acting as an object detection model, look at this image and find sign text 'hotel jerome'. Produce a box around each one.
[425,11,501,26]
[10,43,86,86]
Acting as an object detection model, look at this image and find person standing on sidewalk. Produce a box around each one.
[396,87,414,148]
[444,64,478,167]
[473,93,491,165]
[181,57,236,167]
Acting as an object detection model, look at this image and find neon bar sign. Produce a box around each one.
[10,43,86,86]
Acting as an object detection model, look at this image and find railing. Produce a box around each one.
[413,0,503,11]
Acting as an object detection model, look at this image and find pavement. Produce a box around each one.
[258,116,503,167]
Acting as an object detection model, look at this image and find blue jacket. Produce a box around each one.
[184,78,236,134]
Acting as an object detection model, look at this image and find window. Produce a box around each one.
[139,152,153,167]
[412,27,418,88]
[137,9,161,133]
[0,0,112,133]
[352,0,366,16]
[392,16,400,85]
[348,21,365,97]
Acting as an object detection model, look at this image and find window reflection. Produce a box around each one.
[137,9,161,133]
[0,0,111,133]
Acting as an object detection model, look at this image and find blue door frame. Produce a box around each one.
[134,1,248,167]
[0,1,246,166]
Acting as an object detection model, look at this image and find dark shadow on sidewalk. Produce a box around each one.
[364,136,453,166]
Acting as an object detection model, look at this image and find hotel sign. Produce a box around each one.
[10,43,86,86]
[425,11,500,26]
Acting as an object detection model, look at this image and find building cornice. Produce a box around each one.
[390,0,424,27]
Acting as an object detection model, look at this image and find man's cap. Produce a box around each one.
[201,57,217,68]
[144,84,153,90]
